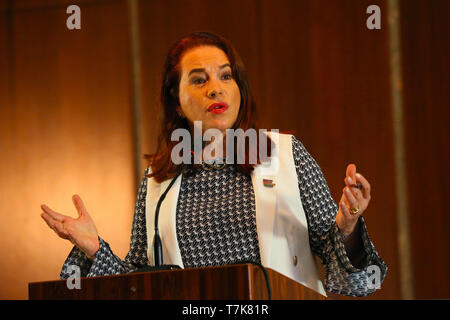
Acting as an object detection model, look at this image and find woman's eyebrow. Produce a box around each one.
[188,63,231,76]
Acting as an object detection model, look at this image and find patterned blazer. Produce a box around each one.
[60,136,387,297]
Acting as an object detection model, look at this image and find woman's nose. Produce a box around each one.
[208,89,222,99]
[206,79,224,99]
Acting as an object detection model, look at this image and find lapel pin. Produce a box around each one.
[263,179,276,188]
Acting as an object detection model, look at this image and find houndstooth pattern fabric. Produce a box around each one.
[60,136,387,297]
[291,138,387,296]
[176,165,261,268]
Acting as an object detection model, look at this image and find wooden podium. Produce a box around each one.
[29,263,325,300]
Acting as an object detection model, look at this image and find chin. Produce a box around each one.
[204,119,234,133]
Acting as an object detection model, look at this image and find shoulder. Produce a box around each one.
[290,135,308,154]
[265,132,304,147]
[288,136,318,170]
[262,132,309,161]
[263,131,292,140]
[263,131,298,149]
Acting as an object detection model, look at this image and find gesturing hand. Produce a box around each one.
[40,194,100,260]
[335,164,372,236]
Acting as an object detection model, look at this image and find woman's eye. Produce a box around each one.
[192,78,206,85]
[222,73,232,80]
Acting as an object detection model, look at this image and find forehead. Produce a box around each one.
[180,45,230,72]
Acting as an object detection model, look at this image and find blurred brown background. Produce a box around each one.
[0,0,448,300]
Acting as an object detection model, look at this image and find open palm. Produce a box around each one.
[41,194,100,260]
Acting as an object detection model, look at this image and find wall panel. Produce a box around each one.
[400,0,450,299]
[0,0,135,299]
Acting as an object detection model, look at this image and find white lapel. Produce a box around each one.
[250,131,279,266]
[145,173,184,267]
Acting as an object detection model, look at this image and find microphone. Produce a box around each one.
[153,166,184,267]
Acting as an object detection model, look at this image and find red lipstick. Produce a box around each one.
[207,102,229,114]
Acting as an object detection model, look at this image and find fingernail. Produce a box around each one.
[347,177,353,184]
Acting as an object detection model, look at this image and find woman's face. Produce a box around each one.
[177,45,241,134]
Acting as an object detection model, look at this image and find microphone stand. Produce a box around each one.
[153,166,184,267]
[132,166,184,273]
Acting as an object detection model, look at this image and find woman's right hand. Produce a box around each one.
[41,194,100,260]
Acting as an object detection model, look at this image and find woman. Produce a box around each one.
[41,31,387,297]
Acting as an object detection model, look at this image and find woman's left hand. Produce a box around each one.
[335,164,371,236]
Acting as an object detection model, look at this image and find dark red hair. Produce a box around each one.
[145,31,271,183]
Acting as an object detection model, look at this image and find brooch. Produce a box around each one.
[263,179,276,188]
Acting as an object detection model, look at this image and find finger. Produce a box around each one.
[52,219,65,233]
[356,173,371,199]
[339,201,352,218]
[344,186,359,210]
[41,204,65,222]
[343,176,364,199]
[356,188,365,201]
[344,176,363,191]
[53,220,70,239]
[41,212,57,231]
[346,164,357,185]
[72,194,88,218]
[41,212,70,239]
[341,198,360,219]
